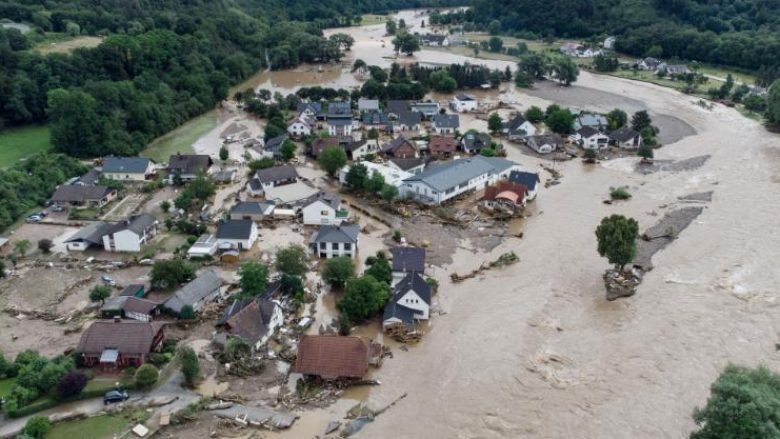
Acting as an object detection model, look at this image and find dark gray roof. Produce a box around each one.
[304,191,341,210]
[328,118,353,127]
[577,126,601,137]
[394,272,432,305]
[362,111,389,125]
[102,157,151,174]
[528,134,563,147]
[390,247,425,273]
[64,221,113,245]
[120,284,146,297]
[504,114,529,131]
[248,178,263,191]
[403,156,516,192]
[389,158,425,171]
[77,169,102,185]
[265,135,288,152]
[115,214,157,236]
[455,94,475,101]
[216,220,255,240]
[297,102,323,114]
[231,201,273,216]
[508,171,539,191]
[255,165,298,184]
[164,270,222,314]
[382,300,417,330]
[610,126,641,142]
[386,100,410,115]
[51,185,115,203]
[434,114,460,129]
[310,224,360,244]
[345,139,368,153]
[461,132,492,151]
[327,100,352,114]
[398,111,421,127]
[101,296,159,315]
[168,154,212,175]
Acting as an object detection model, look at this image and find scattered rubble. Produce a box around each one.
[604,268,643,301]
[212,403,298,430]
[635,206,705,271]
[635,155,710,175]
[451,252,519,283]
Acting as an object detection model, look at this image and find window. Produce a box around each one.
[321,210,329,216]
[320,242,326,250]
[344,243,351,250]
[331,243,339,250]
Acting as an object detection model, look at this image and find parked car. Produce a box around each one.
[38,211,48,217]
[101,275,116,286]
[25,215,42,223]
[51,204,64,212]
[103,390,129,405]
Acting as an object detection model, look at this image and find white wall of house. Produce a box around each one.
[66,241,90,252]
[103,229,145,253]
[449,98,478,113]
[581,134,610,150]
[302,200,344,226]
[217,223,259,251]
[126,311,151,322]
[313,241,357,258]
[256,303,284,349]
[528,141,556,154]
[287,122,311,137]
[328,123,355,137]
[400,165,519,205]
[618,136,642,149]
[396,290,430,319]
[433,125,456,135]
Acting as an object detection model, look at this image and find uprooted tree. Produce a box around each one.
[595,215,639,272]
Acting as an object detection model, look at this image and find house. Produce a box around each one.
[230,201,275,221]
[390,246,425,285]
[604,36,616,50]
[216,219,258,251]
[297,102,323,119]
[102,214,158,253]
[382,272,432,332]
[64,221,115,252]
[246,178,264,197]
[419,33,449,46]
[482,181,528,211]
[358,98,380,112]
[213,169,238,184]
[328,118,355,137]
[526,134,563,154]
[254,165,299,195]
[560,42,583,56]
[449,94,478,112]
[287,115,313,138]
[460,132,493,154]
[432,114,460,134]
[384,136,418,159]
[427,136,459,159]
[388,158,425,175]
[410,102,440,118]
[386,100,411,119]
[396,111,422,131]
[665,64,691,76]
[508,170,540,200]
[264,135,289,160]
[609,126,643,149]
[339,161,412,188]
[119,284,147,298]
[164,270,222,316]
[77,320,165,369]
[294,335,381,380]
[216,298,283,349]
[309,224,360,259]
[345,139,380,161]
[187,234,219,259]
[503,114,537,140]
[400,156,521,204]
[100,297,160,322]
[574,113,609,131]
[167,154,213,181]
[302,192,348,226]
[572,126,610,150]
[74,169,102,186]
[310,137,341,158]
[102,157,155,182]
[361,111,389,127]
[638,57,664,71]
[327,100,352,116]
[51,185,117,208]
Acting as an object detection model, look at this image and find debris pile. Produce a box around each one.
[603,268,643,301]
[450,251,519,283]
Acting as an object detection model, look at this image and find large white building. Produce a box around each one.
[449,94,478,112]
[399,156,521,205]
[339,161,412,188]
[301,192,349,226]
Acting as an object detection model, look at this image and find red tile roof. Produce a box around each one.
[294,335,372,379]
[428,136,458,156]
[483,181,528,205]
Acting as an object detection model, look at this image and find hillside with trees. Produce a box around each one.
[467,0,780,86]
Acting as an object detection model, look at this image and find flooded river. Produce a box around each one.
[194,9,780,438]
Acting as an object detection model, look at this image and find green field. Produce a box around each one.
[142,111,217,162]
[428,45,519,62]
[0,378,15,397]
[360,14,389,26]
[46,415,128,439]
[0,125,53,168]
[462,32,563,52]
[34,33,102,55]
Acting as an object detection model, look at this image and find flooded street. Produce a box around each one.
[165,9,780,438]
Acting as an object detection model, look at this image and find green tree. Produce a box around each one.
[337,275,391,323]
[392,32,420,56]
[276,244,309,277]
[280,273,304,296]
[248,157,277,173]
[89,285,111,304]
[385,20,397,36]
[368,128,379,140]
[13,240,30,258]
[352,59,367,72]
[545,108,575,134]
[0,260,5,279]
[150,259,195,289]
[593,54,619,72]
[219,145,229,161]
[631,110,652,132]
[595,215,639,271]
[767,79,780,125]
[381,184,398,202]
[280,139,296,161]
[744,94,767,113]
[430,70,457,93]
[488,19,501,35]
[238,261,270,298]
[22,416,50,439]
[179,305,195,320]
[691,365,780,439]
[364,252,392,285]
[345,163,368,191]
[160,200,171,213]
[318,147,348,177]
[552,56,579,86]
[363,170,385,193]
[135,364,159,388]
[488,36,503,53]
[37,239,53,253]
[638,144,654,160]
[322,256,355,289]
[179,346,200,386]
[607,109,628,130]
[583,148,597,163]
[524,106,544,123]
[188,174,216,203]
[488,112,503,133]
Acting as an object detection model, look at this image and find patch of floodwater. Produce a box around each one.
[236,64,361,95]
[636,155,710,174]
[196,374,229,398]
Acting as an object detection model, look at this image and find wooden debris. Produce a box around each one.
[450,252,520,283]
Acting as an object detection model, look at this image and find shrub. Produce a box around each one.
[322,257,355,289]
[37,239,53,253]
[337,275,391,323]
[179,305,195,320]
[161,338,179,354]
[275,245,309,277]
[610,187,632,200]
[22,416,50,439]
[56,371,88,399]
[89,285,111,303]
[135,364,159,388]
[392,229,402,242]
[179,347,200,386]
[147,352,173,367]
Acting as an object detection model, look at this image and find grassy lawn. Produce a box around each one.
[0,378,16,397]
[604,69,716,97]
[142,111,217,162]
[428,45,519,62]
[360,14,389,26]
[34,34,102,55]
[696,64,758,85]
[462,32,563,52]
[46,415,128,439]
[0,125,53,168]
